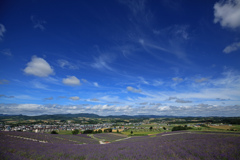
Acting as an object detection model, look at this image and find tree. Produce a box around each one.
[98,129,102,133]
[117,129,119,133]
[149,126,153,131]
[131,131,133,134]
[72,129,79,135]
[172,125,192,131]
[163,127,166,130]
[51,130,58,134]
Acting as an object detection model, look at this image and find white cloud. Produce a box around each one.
[30,15,46,31]
[1,103,239,116]
[69,96,80,101]
[62,76,81,86]
[223,42,240,53]
[214,0,240,29]
[127,86,142,93]
[24,56,54,77]
[0,24,6,40]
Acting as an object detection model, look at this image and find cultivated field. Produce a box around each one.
[1,131,240,160]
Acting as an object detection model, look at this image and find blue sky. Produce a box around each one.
[0,0,240,116]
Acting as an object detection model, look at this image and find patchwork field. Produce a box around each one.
[1,131,240,160]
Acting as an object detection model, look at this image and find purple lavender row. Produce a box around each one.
[1,131,240,160]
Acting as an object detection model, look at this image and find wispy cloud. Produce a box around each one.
[0,24,6,40]
[172,77,183,82]
[44,97,53,101]
[91,54,115,71]
[214,0,240,29]
[30,15,46,31]
[0,95,14,98]
[31,80,48,90]
[119,0,146,16]
[1,49,12,56]
[195,78,208,83]
[223,41,240,53]
[0,79,10,85]
[93,82,99,87]
[127,86,142,93]
[57,59,79,69]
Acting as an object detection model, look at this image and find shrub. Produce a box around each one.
[51,130,58,134]
[72,129,80,135]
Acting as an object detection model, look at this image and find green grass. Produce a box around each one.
[122,129,171,136]
[57,130,73,135]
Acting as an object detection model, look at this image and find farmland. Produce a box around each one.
[1,131,240,160]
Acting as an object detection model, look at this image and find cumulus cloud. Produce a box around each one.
[31,15,46,31]
[24,56,54,77]
[62,76,81,86]
[0,79,9,85]
[69,96,80,101]
[0,24,6,40]
[223,42,240,53]
[214,0,240,29]
[127,86,142,93]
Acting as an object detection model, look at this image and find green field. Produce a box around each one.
[56,130,74,135]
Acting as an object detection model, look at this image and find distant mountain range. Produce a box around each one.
[0,113,187,120]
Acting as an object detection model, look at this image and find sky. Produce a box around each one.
[0,0,240,116]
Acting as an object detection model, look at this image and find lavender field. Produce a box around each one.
[1,131,240,160]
